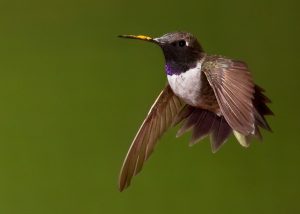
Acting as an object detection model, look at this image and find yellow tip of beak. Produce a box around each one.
[118,34,153,42]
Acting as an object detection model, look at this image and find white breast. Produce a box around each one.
[167,61,203,106]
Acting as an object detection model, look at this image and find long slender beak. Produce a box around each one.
[118,34,158,43]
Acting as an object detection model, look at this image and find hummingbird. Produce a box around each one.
[118,32,273,191]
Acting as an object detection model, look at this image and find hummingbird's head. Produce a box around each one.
[153,32,203,63]
[119,32,204,75]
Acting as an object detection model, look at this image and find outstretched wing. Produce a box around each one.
[119,85,184,191]
[202,56,255,135]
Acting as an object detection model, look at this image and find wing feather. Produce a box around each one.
[202,56,255,135]
[119,85,184,191]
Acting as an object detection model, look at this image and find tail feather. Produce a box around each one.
[175,108,232,152]
[176,108,200,137]
[252,85,273,134]
[174,85,272,152]
[172,105,194,126]
[233,130,250,147]
[210,117,232,152]
[190,110,216,145]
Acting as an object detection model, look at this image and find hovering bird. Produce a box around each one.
[118,32,273,191]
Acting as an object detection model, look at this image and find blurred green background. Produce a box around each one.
[0,0,299,213]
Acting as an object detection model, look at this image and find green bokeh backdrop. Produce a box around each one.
[0,0,299,213]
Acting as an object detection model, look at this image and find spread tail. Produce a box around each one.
[173,85,273,152]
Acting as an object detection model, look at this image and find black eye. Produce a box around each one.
[178,40,186,47]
